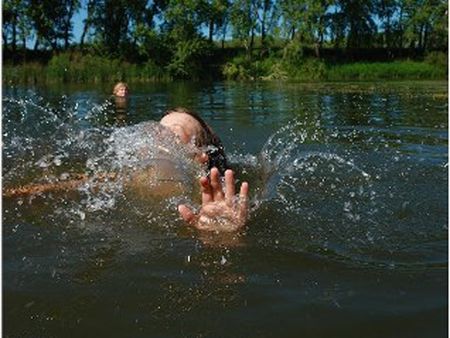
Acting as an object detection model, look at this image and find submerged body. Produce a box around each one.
[4,109,249,232]
[4,122,199,198]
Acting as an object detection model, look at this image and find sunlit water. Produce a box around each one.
[3,82,448,337]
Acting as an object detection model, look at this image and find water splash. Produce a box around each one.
[3,94,447,268]
[250,118,447,268]
[3,94,204,225]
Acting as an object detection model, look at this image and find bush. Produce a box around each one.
[141,60,165,80]
[253,58,276,78]
[166,39,215,79]
[222,61,247,80]
[222,55,285,80]
[281,41,327,81]
[280,57,327,81]
[262,62,288,80]
[425,51,448,70]
[282,41,306,65]
[222,55,252,80]
[47,53,72,82]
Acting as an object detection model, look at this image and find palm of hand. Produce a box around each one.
[178,168,249,232]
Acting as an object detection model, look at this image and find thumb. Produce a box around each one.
[178,204,197,224]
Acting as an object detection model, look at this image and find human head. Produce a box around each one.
[160,107,228,174]
[113,82,129,98]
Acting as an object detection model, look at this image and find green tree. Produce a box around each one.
[279,0,307,40]
[163,0,206,40]
[401,0,447,50]
[426,0,447,50]
[79,0,95,46]
[3,0,32,52]
[230,0,260,54]
[299,0,333,56]
[62,0,81,49]
[202,0,229,43]
[91,0,130,54]
[27,0,80,50]
[327,4,346,49]
[337,0,377,49]
[162,0,219,78]
[374,0,400,48]
[280,0,332,57]
[257,0,278,49]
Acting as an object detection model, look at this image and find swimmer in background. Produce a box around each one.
[113,82,129,98]
[112,82,129,124]
[3,107,249,233]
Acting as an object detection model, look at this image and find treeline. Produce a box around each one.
[3,0,448,82]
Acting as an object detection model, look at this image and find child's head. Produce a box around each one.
[113,82,129,97]
[161,107,229,174]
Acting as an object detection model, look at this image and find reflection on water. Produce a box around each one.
[3,82,447,338]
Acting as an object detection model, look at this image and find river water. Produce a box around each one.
[3,81,448,337]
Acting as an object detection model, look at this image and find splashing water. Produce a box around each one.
[3,94,205,233]
[2,84,447,338]
[3,92,447,268]
[248,117,447,268]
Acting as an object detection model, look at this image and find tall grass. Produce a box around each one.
[3,52,168,84]
[3,62,47,84]
[3,51,448,84]
[223,57,447,81]
[327,61,447,81]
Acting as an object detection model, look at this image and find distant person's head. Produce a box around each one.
[113,82,129,98]
[160,107,228,174]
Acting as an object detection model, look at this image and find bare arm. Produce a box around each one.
[3,173,117,198]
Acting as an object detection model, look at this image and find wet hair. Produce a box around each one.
[163,107,229,175]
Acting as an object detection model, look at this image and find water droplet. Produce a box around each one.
[53,157,62,166]
[60,172,70,180]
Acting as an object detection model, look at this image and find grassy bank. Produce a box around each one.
[3,54,169,84]
[222,51,447,81]
[327,61,447,81]
[3,51,447,84]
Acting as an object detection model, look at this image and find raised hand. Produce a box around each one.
[178,167,249,232]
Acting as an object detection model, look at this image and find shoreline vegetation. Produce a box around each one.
[3,49,447,84]
[3,0,447,84]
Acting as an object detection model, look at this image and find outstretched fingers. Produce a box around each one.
[184,168,250,232]
[200,176,213,204]
[209,167,224,201]
[224,169,235,206]
[178,204,197,224]
[238,182,249,222]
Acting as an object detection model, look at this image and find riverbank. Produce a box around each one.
[3,51,447,84]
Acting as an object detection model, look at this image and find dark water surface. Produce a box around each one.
[3,81,448,337]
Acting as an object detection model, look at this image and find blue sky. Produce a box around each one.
[71,8,87,44]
